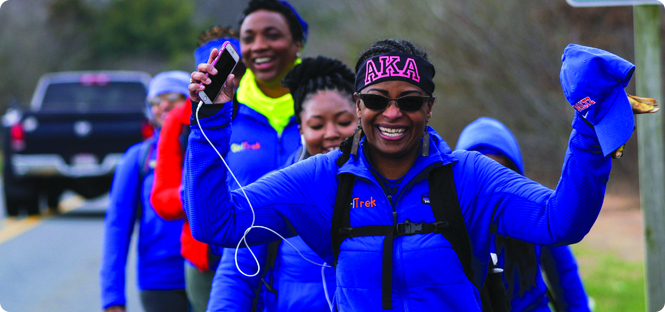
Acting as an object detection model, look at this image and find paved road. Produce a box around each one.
[0,184,143,312]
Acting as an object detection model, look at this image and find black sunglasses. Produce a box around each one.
[357,93,431,112]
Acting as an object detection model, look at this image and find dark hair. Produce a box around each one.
[354,39,429,73]
[198,25,238,47]
[282,56,355,124]
[239,0,305,44]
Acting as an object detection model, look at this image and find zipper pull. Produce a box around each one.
[393,211,397,225]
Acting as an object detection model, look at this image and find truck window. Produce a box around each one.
[40,82,147,112]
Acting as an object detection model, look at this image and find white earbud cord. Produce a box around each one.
[322,262,333,311]
[195,101,332,278]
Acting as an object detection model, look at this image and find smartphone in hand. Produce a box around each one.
[198,42,240,104]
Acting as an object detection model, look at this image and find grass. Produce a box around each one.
[571,244,645,312]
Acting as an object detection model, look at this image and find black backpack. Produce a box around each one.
[331,162,509,311]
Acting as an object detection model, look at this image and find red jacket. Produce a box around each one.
[151,101,211,271]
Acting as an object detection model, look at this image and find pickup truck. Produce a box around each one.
[2,71,153,216]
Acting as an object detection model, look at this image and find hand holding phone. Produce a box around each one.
[189,41,240,104]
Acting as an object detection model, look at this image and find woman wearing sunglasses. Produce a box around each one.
[208,56,355,312]
[185,39,627,311]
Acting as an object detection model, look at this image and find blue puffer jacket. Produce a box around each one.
[206,102,301,257]
[184,100,612,311]
[205,102,302,310]
[100,136,185,309]
[456,117,590,312]
[224,103,301,189]
[208,149,335,312]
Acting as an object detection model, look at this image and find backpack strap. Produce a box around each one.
[332,161,501,310]
[138,137,157,181]
[428,164,475,284]
[260,240,282,295]
[430,165,509,312]
[331,172,356,267]
[332,167,448,310]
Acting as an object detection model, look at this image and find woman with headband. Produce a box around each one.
[208,56,355,312]
[185,40,635,311]
[155,0,307,310]
[185,0,308,310]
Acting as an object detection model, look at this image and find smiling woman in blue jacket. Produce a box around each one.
[100,71,190,312]
[208,56,356,312]
[184,40,638,311]
[456,117,591,312]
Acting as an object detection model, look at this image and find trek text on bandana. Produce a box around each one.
[355,52,436,95]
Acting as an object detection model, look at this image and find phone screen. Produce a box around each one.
[202,47,237,103]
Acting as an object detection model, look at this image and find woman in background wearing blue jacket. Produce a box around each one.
[211,0,309,190]
[196,0,311,310]
[456,117,591,312]
[100,72,190,312]
[208,56,356,311]
[185,40,637,311]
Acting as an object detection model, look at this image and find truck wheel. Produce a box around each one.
[46,188,63,214]
[3,184,39,216]
[3,161,40,216]
[4,196,20,217]
[24,195,39,215]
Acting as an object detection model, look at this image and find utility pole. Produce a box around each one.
[634,5,665,312]
[568,2,665,310]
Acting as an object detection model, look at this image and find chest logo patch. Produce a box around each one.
[351,196,377,209]
[422,195,430,205]
[230,141,261,153]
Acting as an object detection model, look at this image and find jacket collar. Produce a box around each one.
[338,127,457,183]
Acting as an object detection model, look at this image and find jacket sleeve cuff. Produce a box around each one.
[571,113,598,139]
[190,100,233,127]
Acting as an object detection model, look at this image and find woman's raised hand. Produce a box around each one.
[188,48,236,104]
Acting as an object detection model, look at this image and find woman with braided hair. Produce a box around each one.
[207,56,356,312]
[185,39,636,311]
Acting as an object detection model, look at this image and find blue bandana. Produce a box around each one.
[280,1,308,43]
